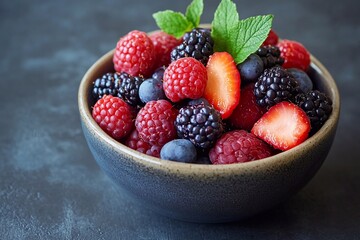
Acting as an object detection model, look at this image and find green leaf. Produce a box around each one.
[211,0,239,53]
[232,15,273,63]
[153,10,193,38]
[185,0,204,27]
[211,0,273,64]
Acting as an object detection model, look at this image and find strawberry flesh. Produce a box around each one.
[204,52,240,119]
[251,101,311,151]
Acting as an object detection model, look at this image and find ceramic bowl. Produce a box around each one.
[78,43,340,223]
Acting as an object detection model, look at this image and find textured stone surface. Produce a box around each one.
[1,0,359,239]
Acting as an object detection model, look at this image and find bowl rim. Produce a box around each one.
[78,41,340,175]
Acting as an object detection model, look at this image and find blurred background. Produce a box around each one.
[1,0,359,239]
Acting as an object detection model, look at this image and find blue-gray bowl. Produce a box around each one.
[78,47,340,223]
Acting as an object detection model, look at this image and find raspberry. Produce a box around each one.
[262,29,279,46]
[163,57,207,102]
[209,130,273,164]
[149,31,182,69]
[113,30,155,77]
[229,83,266,131]
[135,100,178,145]
[277,39,311,71]
[92,95,133,140]
[125,129,162,157]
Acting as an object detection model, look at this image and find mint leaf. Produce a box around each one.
[153,10,193,38]
[211,0,273,64]
[185,0,204,27]
[211,0,239,53]
[232,15,273,63]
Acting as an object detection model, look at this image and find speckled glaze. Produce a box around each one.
[78,41,340,223]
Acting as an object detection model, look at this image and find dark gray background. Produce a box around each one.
[1,0,359,239]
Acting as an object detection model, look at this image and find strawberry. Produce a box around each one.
[251,101,311,151]
[228,83,266,131]
[277,39,311,71]
[204,52,241,119]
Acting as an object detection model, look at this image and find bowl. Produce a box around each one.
[78,42,340,223]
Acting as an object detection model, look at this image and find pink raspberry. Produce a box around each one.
[135,100,178,145]
[113,30,155,77]
[125,129,162,157]
[209,130,273,164]
[163,57,208,102]
[92,95,133,140]
[149,31,182,69]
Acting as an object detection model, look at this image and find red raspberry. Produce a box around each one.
[135,100,178,145]
[228,83,266,131]
[209,130,273,164]
[125,129,162,157]
[113,30,155,77]
[163,57,207,102]
[277,39,310,71]
[149,31,182,69]
[262,29,279,46]
[92,95,133,140]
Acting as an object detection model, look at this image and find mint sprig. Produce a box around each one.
[153,10,193,38]
[212,0,273,64]
[153,0,273,64]
[153,0,203,39]
[233,15,273,63]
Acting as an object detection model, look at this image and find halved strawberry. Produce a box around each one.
[251,101,311,151]
[204,52,240,119]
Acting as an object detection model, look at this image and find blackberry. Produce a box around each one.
[294,90,333,130]
[256,45,284,69]
[92,73,120,100]
[254,66,299,108]
[115,72,144,108]
[170,28,214,66]
[175,103,223,149]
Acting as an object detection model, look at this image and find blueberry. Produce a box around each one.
[288,68,313,93]
[139,78,166,103]
[160,139,197,163]
[152,66,166,81]
[237,54,264,84]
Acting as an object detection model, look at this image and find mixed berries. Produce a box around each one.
[90,0,333,165]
